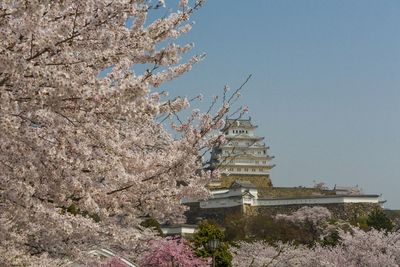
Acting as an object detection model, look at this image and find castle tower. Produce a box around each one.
[210,118,275,189]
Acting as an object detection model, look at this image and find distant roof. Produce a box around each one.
[335,185,360,190]
[230,180,258,189]
[258,194,382,201]
[224,118,257,129]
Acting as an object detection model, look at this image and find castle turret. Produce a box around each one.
[210,118,274,189]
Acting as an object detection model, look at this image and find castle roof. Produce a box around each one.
[225,135,264,141]
[224,118,257,130]
[230,180,258,189]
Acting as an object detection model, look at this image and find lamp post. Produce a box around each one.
[208,238,220,267]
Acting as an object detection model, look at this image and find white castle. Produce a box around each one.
[184,117,385,211]
[209,118,274,188]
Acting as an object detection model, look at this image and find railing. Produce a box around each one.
[226,159,269,165]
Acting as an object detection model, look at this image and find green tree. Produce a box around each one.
[367,209,393,232]
[192,221,232,267]
[224,212,247,241]
[321,229,341,247]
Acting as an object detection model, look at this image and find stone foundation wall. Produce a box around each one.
[184,202,242,225]
[246,203,381,220]
[185,202,381,225]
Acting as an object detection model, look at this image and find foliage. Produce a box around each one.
[367,209,394,232]
[225,207,333,246]
[0,0,245,265]
[192,221,232,267]
[224,212,247,241]
[320,226,342,247]
[224,213,312,245]
[349,214,370,231]
[193,221,225,256]
[139,237,208,267]
[384,209,400,230]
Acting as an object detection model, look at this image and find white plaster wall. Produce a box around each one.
[161,227,197,235]
[200,198,243,208]
[198,196,382,209]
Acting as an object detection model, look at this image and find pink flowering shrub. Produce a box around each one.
[139,237,209,267]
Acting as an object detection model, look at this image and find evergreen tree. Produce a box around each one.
[192,221,232,267]
[367,209,394,232]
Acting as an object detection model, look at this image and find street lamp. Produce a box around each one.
[207,239,220,267]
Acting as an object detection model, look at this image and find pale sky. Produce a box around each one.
[160,1,400,208]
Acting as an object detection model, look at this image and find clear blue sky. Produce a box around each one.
[160,0,400,208]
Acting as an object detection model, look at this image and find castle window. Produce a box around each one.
[252,168,256,172]
[244,168,249,172]
[237,168,241,171]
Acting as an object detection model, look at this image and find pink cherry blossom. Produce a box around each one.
[139,237,209,267]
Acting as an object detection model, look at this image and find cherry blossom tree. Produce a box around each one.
[231,227,400,267]
[98,257,130,267]
[275,206,332,244]
[139,237,209,267]
[0,0,241,265]
[231,206,399,267]
[230,241,309,267]
[275,206,332,225]
[230,207,400,266]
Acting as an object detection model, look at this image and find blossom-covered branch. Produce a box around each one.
[0,0,240,265]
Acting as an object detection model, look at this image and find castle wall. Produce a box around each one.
[246,202,381,220]
[185,201,381,225]
[184,202,242,225]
